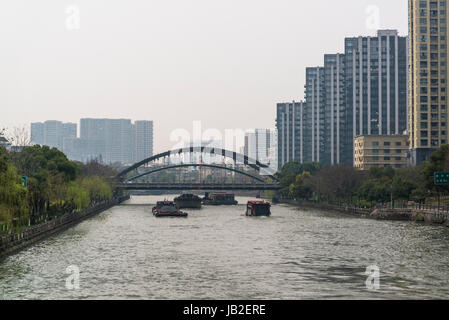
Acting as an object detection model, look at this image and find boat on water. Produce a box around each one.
[202,192,238,206]
[246,200,271,217]
[152,201,188,218]
[174,194,202,209]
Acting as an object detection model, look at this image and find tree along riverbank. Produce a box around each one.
[1,144,120,235]
[0,195,130,260]
[265,145,449,219]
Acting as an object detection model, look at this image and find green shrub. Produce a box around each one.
[415,215,425,222]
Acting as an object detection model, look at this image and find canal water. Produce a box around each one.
[1,196,449,300]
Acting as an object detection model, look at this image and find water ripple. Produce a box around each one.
[1,196,449,300]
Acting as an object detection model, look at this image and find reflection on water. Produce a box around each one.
[1,195,449,300]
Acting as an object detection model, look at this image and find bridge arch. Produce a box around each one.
[124,163,268,183]
[117,146,278,181]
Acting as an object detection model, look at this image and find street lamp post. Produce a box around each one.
[390,184,394,209]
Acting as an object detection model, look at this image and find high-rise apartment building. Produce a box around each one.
[43,121,62,149]
[276,29,408,169]
[409,0,449,165]
[104,119,134,164]
[30,123,44,145]
[80,118,134,164]
[31,118,153,165]
[63,137,89,163]
[324,54,346,165]
[80,118,153,164]
[304,67,325,163]
[80,118,107,161]
[276,101,304,169]
[268,130,278,172]
[344,30,409,165]
[62,123,77,140]
[135,121,154,162]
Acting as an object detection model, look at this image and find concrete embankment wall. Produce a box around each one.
[371,208,449,226]
[279,200,449,227]
[279,200,371,216]
[0,195,130,260]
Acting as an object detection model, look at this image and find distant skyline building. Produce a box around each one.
[30,122,44,145]
[31,120,77,151]
[135,121,154,163]
[276,101,304,169]
[104,119,134,164]
[63,137,89,163]
[244,129,273,164]
[31,118,154,165]
[62,123,77,142]
[183,140,223,164]
[42,121,61,149]
[80,118,153,164]
[268,130,278,173]
[80,118,107,162]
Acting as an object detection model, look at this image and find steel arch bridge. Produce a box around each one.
[115,182,281,191]
[116,146,279,181]
[124,163,268,183]
[115,146,280,191]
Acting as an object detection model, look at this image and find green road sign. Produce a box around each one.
[434,172,449,185]
[22,176,27,188]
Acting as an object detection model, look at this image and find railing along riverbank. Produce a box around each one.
[277,199,449,227]
[0,195,130,260]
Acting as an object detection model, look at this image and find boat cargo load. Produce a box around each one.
[203,192,238,206]
[174,194,202,209]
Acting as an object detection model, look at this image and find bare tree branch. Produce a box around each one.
[5,125,32,147]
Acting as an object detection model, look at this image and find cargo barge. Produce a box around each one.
[174,194,202,209]
[203,193,238,206]
[152,201,188,218]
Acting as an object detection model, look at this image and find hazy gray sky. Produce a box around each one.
[0,0,408,153]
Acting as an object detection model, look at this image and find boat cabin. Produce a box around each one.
[246,201,271,217]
